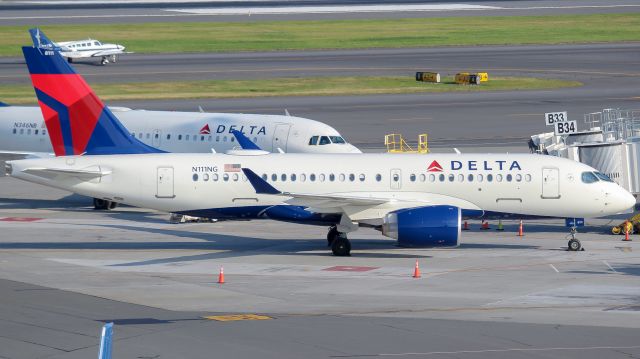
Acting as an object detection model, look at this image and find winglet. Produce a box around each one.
[231,130,261,150]
[241,168,280,195]
[98,322,113,359]
[28,28,61,51]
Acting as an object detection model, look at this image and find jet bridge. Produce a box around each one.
[530,108,640,195]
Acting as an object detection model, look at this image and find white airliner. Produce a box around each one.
[5,45,636,256]
[29,28,127,65]
[0,106,360,156]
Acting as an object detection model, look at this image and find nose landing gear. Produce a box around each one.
[567,227,583,251]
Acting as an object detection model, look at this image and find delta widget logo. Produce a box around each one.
[199,124,211,134]
[427,160,443,172]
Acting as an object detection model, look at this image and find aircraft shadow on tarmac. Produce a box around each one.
[0,195,92,210]
[567,263,640,277]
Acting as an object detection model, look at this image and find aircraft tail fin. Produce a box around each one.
[28,28,60,51]
[98,323,113,359]
[22,44,163,156]
[0,101,9,107]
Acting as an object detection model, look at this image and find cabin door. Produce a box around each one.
[541,168,560,199]
[272,124,291,152]
[390,168,402,190]
[156,167,175,198]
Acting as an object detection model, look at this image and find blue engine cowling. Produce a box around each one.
[382,205,461,247]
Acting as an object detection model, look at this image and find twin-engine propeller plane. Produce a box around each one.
[6,43,636,256]
[29,27,128,65]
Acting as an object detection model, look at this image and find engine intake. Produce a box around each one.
[382,205,461,247]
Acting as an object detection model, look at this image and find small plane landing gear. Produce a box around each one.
[101,56,109,65]
[330,232,351,256]
[567,227,583,251]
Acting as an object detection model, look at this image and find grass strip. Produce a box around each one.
[1,13,639,56]
[0,76,582,105]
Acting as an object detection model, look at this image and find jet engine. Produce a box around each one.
[382,205,461,247]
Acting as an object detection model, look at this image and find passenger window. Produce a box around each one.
[223,136,227,142]
[34,130,38,135]
[146,133,150,139]
[310,174,316,182]
[506,174,513,182]
[167,134,171,140]
[487,174,493,182]
[359,174,365,182]
[261,174,267,180]
[525,174,532,182]
[94,41,99,46]
[216,136,220,142]
[194,135,197,141]
[376,174,382,182]
[496,174,503,182]
[309,136,319,145]
[233,173,239,181]
[138,133,143,139]
[420,174,426,182]
[439,174,445,182]
[515,174,522,182]
[581,172,599,184]
[42,130,46,135]
[468,174,474,182]
[410,174,416,182]
[12,129,16,134]
[212,174,219,181]
[203,173,209,181]
[349,174,355,182]
[291,174,297,182]
[448,174,455,182]
[20,129,24,134]
[27,129,31,135]
[155,133,159,139]
[201,136,205,141]
[329,174,335,182]
[192,174,198,182]
[458,174,464,182]
[319,174,325,182]
[271,174,277,181]
[223,174,229,181]
[339,174,346,182]
[300,174,307,182]
[186,135,190,140]
[429,174,435,182]
[178,135,182,140]
[208,136,212,142]
[319,136,331,145]
[281,174,287,181]
[477,174,484,182]
[230,137,235,142]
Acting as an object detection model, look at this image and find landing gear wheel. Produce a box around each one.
[331,234,351,256]
[93,198,111,210]
[327,226,338,246]
[101,57,109,65]
[568,238,582,252]
[109,201,118,210]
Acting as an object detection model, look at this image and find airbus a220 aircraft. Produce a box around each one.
[29,27,127,65]
[6,45,636,256]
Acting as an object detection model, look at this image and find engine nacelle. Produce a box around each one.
[382,205,461,247]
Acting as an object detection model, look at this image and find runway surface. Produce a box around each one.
[1,0,638,24]
[0,177,639,358]
[3,43,639,149]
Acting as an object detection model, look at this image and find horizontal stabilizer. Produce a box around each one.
[23,166,110,180]
[242,168,280,195]
[231,130,261,150]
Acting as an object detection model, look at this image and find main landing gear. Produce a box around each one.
[93,198,117,210]
[567,227,583,251]
[327,225,351,256]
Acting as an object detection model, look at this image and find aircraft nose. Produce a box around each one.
[621,190,636,212]
[347,144,362,153]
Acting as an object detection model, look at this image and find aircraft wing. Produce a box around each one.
[90,49,131,57]
[242,168,481,221]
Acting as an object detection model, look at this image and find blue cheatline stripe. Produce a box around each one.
[34,88,73,156]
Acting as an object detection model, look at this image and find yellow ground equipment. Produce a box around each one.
[385,133,429,154]
[415,71,441,83]
[611,213,640,234]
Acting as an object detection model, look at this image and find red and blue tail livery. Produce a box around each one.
[22,45,162,156]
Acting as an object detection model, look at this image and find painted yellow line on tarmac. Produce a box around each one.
[203,314,272,322]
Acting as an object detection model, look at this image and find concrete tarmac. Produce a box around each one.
[0,176,639,359]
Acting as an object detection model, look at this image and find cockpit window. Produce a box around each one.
[594,172,614,182]
[581,172,599,184]
[329,136,346,144]
[309,136,319,145]
[319,136,331,145]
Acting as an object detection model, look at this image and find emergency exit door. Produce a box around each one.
[542,168,560,199]
[156,167,175,198]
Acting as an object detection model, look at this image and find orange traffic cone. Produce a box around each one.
[462,221,469,230]
[623,221,631,241]
[218,266,225,284]
[517,220,524,237]
[413,260,421,278]
[481,220,490,230]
